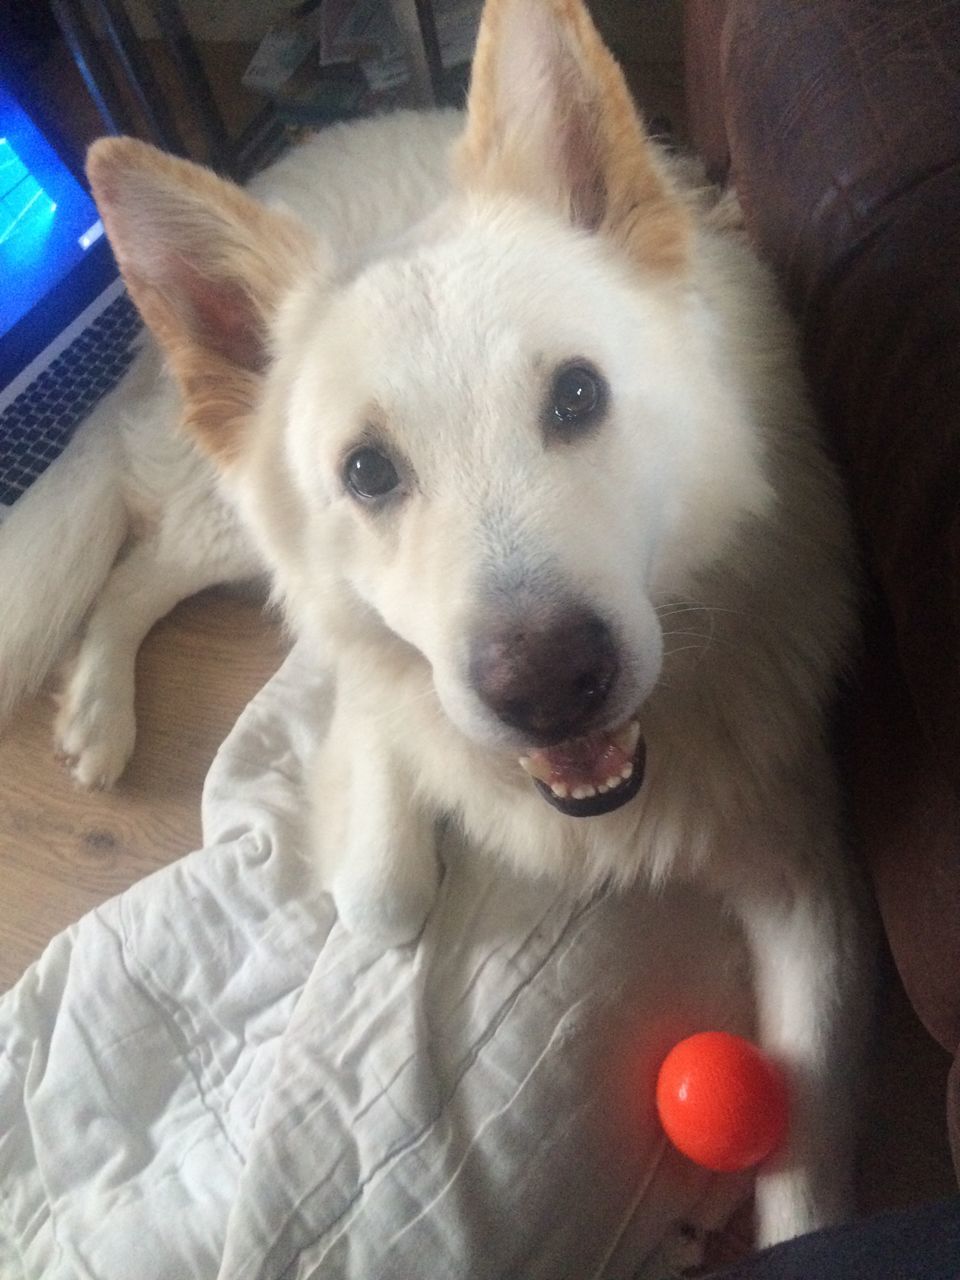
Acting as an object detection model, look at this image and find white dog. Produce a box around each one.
[1,0,868,1249]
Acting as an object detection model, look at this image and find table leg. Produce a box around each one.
[387,0,442,105]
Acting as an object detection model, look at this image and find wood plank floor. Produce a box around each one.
[0,590,286,992]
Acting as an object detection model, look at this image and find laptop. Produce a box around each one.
[0,78,141,521]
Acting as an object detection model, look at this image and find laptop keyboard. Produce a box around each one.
[0,292,141,508]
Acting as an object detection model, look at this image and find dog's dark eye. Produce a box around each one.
[344,447,400,500]
[549,363,607,432]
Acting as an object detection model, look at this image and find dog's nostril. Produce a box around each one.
[470,606,620,740]
[574,668,612,703]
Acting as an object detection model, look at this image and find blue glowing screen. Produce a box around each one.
[0,86,104,339]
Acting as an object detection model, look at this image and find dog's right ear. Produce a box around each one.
[458,0,689,275]
[87,138,315,463]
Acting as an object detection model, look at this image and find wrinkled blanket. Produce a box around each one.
[0,644,753,1279]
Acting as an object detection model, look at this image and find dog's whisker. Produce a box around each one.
[655,602,754,623]
[655,600,740,613]
[660,628,713,644]
[662,643,711,659]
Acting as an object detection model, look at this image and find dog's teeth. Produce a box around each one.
[571,785,597,800]
[519,754,551,783]
[597,783,609,794]
[550,782,569,799]
[613,719,641,754]
[605,776,622,790]
[619,762,634,781]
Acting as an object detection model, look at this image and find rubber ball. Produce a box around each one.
[655,1031,789,1173]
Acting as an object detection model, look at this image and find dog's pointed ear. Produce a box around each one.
[87,137,315,463]
[458,0,689,273]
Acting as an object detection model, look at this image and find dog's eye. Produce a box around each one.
[344,447,400,501]
[549,362,607,432]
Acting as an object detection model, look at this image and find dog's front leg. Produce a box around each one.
[714,831,870,1248]
[311,712,440,949]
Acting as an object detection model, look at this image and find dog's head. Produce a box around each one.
[88,0,772,818]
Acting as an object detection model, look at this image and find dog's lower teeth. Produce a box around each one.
[523,717,642,804]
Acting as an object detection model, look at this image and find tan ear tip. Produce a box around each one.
[85,136,160,193]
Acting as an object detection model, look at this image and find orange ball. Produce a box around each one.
[655,1031,789,1173]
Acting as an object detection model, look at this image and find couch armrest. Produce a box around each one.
[682,0,730,180]
[718,0,960,1069]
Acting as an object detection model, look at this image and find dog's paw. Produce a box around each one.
[54,676,136,790]
[754,1166,842,1249]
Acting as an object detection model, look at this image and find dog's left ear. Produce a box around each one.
[87,137,316,463]
[458,0,689,274]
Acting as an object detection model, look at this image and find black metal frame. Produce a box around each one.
[413,0,443,99]
[49,1,446,179]
[48,0,291,179]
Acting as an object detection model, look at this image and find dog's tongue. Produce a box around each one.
[520,720,640,800]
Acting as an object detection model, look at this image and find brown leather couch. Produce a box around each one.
[683,0,960,1189]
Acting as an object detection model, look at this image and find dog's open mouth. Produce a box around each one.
[519,719,646,817]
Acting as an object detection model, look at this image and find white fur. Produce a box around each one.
[0,394,126,728]
[0,111,459,785]
[1,97,868,1247]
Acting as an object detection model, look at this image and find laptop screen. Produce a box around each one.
[0,85,105,339]
[0,72,120,402]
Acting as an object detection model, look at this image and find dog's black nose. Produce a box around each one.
[469,607,619,742]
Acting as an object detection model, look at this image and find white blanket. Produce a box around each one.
[0,645,754,1279]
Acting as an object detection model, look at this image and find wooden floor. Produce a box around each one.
[0,590,285,992]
